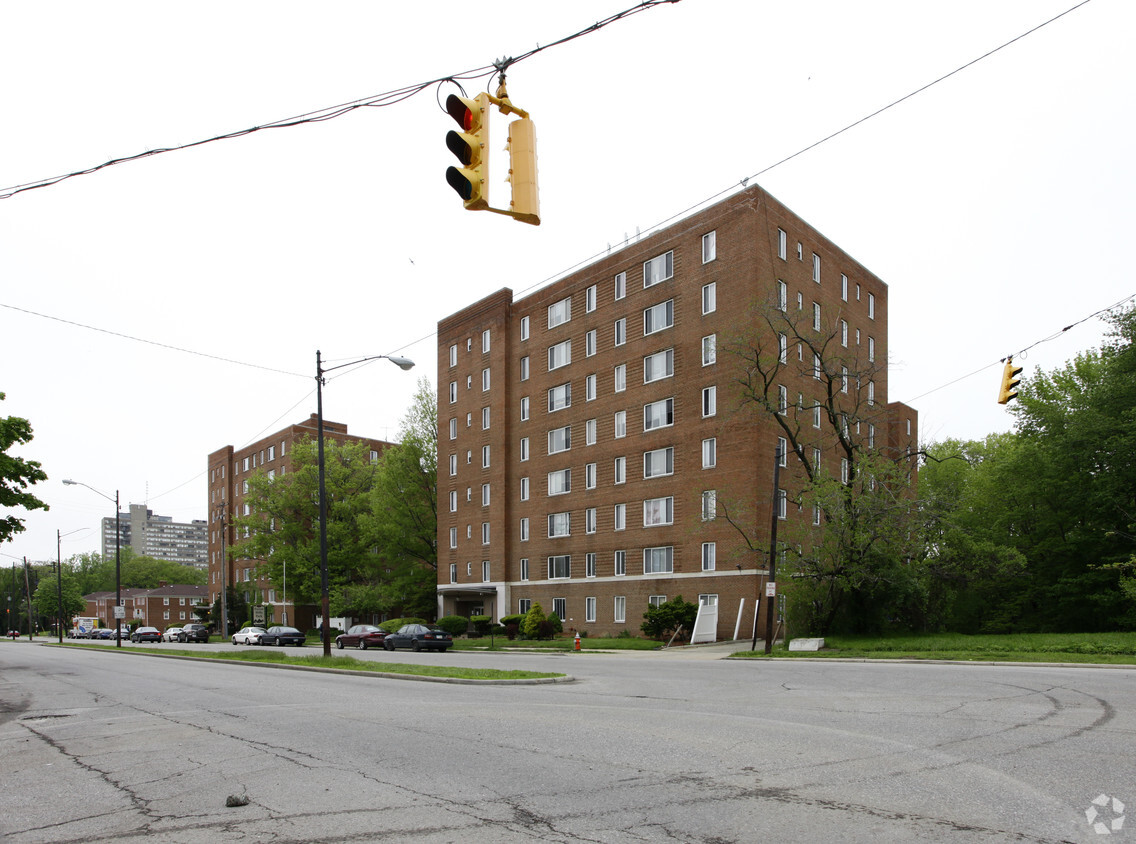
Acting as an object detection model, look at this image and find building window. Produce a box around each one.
[520,559,529,581]
[450,563,457,583]
[520,518,529,541]
[614,318,626,347]
[644,398,675,431]
[585,462,597,489]
[841,366,849,394]
[643,446,674,478]
[586,507,597,534]
[449,381,457,403]
[777,280,787,312]
[643,300,674,335]
[614,363,626,392]
[702,437,716,469]
[813,253,821,283]
[548,512,571,538]
[548,555,571,579]
[449,527,457,549]
[520,315,530,341]
[778,385,788,415]
[548,339,572,371]
[868,292,876,319]
[482,561,491,582]
[702,386,717,418]
[548,468,571,496]
[868,336,875,362]
[778,437,788,466]
[777,489,787,520]
[482,406,491,429]
[812,302,821,331]
[644,348,674,383]
[520,396,530,421]
[548,382,572,413]
[482,368,491,391]
[449,490,457,513]
[585,284,597,313]
[702,542,716,571]
[841,273,849,301]
[612,410,625,438]
[699,594,719,607]
[449,344,458,367]
[548,425,571,455]
[643,250,674,287]
[643,546,674,574]
[481,483,491,506]
[868,380,875,406]
[700,283,718,317]
[586,329,597,357]
[482,329,491,353]
[586,596,597,622]
[586,418,597,446]
[520,355,530,381]
[482,445,491,468]
[841,320,848,347]
[813,353,822,380]
[481,522,490,544]
[702,231,716,263]
[614,550,626,576]
[613,456,626,485]
[614,503,626,531]
[586,373,597,401]
[552,598,567,622]
[702,334,717,366]
[701,490,717,521]
[614,596,626,623]
[548,297,572,329]
[520,436,530,461]
[518,597,531,614]
[841,457,850,485]
[614,271,626,300]
[778,228,787,260]
[643,496,674,526]
[521,477,530,501]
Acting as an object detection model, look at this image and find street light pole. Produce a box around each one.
[315,349,414,657]
[63,480,123,648]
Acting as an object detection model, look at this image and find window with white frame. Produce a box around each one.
[482,406,491,429]
[449,381,457,403]
[868,380,875,406]
[548,555,570,579]
[614,271,626,300]
[702,386,717,418]
[585,462,597,489]
[614,503,626,531]
[699,594,719,607]
[812,302,821,331]
[518,597,531,613]
[449,344,457,367]
[482,329,491,353]
[648,595,667,608]
[643,545,674,573]
[841,366,849,394]
[520,355,530,381]
[869,423,876,448]
[702,282,716,315]
[586,329,597,357]
[520,315,530,341]
[702,334,717,366]
[614,318,626,347]
[643,299,674,335]
[868,336,875,362]
[482,445,491,467]
[450,563,457,583]
[868,292,876,319]
[841,320,848,347]
[520,558,529,581]
[520,517,529,541]
[548,512,571,538]
[614,410,627,438]
[614,363,626,392]
[778,228,787,260]
[449,454,457,476]
[482,522,490,544]
[778,333,787,364]
[482,483,491,506]
[586,284,597,313]
[777,437,788,466]
[586,596,597,622]
[520,396,530,421]
[520,477,530,501]
[449,490,457,512]
[520,436,530,461]
[586,507,597,534]
[614,595,626,623]
[777,280,787,312]
[644,398,674,431]
[482,368,491,391]
[548,382,571,412]
[777,488,787,520]
[482,560,491,582]
[841,457,850,485]
[701,490,717,521]
[643,348,674,383]
[548,468,571,496]
[702,231,716,263]
[586,418,597,445]
[841,273,849,301]
[613,456,626,485]
[643,250,674,287]
[643,446,674,478]
[813,253,821,283]
[702,437,716,469]
[813,353,822,381]
[643,496,674,526]
[702,542,716,571]
[548,425,571,454]
[548,339,571,371]
[548,297,571,329]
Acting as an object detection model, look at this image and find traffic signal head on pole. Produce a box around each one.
[505,117,540,226]
[445,93,489,211]
[997,358,1023,404]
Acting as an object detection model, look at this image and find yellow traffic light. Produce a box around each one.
[445,93,490,211]
[505,117,540,226]
[997,358,1023,404]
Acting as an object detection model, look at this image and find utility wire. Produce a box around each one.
[0,0,680,200]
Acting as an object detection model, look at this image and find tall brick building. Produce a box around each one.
[436,185,917,641]
[206,415,392,632]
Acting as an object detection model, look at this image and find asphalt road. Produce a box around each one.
[1,640,1133,843]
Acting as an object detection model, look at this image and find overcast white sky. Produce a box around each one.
[2,0,1133,566]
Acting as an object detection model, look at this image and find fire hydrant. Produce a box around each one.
[574,632,581,651]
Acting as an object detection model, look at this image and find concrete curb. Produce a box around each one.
[724,655,1136,670]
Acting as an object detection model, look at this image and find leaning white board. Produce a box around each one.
[690,602,718,644]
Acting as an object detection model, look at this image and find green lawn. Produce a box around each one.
[451,635,661,651]
[732,631,1136,664]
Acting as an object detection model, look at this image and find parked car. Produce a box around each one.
[130,626,161,643]
[97,628,114,640]
[335,624,388,650]
[232,626,266,646]
[162,627,182,642]
[383,624,452,652]
[261,626,305,647]
[177,623,211,643]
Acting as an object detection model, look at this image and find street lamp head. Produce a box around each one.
[62,479,77,485]
[388,356,415,371]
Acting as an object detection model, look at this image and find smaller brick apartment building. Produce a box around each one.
[84,583,210,632]
[436,183,917,642]
[206,415,392,632]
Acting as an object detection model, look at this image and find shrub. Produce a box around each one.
[435,616,470,637]
[470,615,493,637]
[500,614,527,628]
[521,603,547,639]
[640,595,698,641]
[545,612,563,635]
[537,619,558,639]
[379,617,428,632]
[504,623,519,640]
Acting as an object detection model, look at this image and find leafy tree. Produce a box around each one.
[521,602,547,639]
[0,393,49,543]
[32,572,87,624]
[208,587,248,633]
[641,595,699,640]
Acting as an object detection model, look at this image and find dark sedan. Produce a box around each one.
[262,626,306,646]
[335,624,388,650]
[383,624,452,652]
[130,626,161,643]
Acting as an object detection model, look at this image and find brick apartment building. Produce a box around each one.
[84,583,209,632]
[100,504,208,569]
[206,415,392,633]
[436,184,918,641]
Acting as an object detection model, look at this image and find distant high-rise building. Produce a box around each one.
[101,504,208,569]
